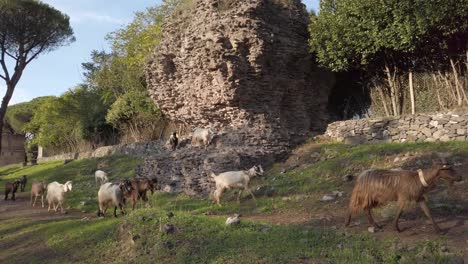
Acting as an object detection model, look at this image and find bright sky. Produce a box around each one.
[5,0,320,105]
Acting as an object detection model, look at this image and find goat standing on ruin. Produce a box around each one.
[191,128,215,149]
[169,132,178,151]
[345,160,461,233]
[210,165,264,206]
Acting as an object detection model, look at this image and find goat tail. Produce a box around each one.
[348,182,370,214]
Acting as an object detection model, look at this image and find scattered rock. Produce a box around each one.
[295,194,307,201]
[163,241,174,249]
[342,174,354,182]
[162,224,175,234]
[254,186,276,197]
[337,242,344,249]
[440,245,449,253]
[226,214,241,226]
[260,224,272,233]
[80,217,90,221]
[320,194,336,202]
[367,227,376,233]
[332,191,344,197]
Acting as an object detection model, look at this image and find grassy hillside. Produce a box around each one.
[0,142,466,263]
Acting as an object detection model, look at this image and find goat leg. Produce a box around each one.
[237,190,243,203]
[393,203,405,232]
[41,195,44,208]
[247,188,256,202]
[366,208,381,229]
[344,211,352,227]
[419,201,441,233]
[114,206,118,218]
[120,203,126,215]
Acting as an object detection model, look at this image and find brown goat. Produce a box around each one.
[30,181,47,207]
[5,180,20,201]
[345,162,461,233]
[124,178,157,210]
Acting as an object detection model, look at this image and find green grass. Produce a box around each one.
[1,141,466,263]
[101,209,454,264]
[0,155,141,212]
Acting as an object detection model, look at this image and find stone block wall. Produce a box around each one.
[38,141,166,163]
[323,111,468,144]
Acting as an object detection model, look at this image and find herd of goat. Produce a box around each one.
[0,127,464,234]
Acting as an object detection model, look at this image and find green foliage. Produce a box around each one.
[0,0,75,153]
[4,97,53,134]
[309,0,468,72]
[79,0,184,142]
[0,0,74,60]
[106,90,162,141]
[26,85,112,152]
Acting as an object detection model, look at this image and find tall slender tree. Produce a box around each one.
[0,0,74,152]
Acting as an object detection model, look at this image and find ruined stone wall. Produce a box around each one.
[323,111,468,144]
[0,131,25,166]
[37,141,167,163]
[146,0,333,143]
[141,0,335,196]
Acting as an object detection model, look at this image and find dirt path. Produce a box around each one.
[239,206,468,261]
[0,192,92,263]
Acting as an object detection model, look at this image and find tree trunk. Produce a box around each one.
[438,71,457,105]
[377,86,390,117]
[450,58,463,106]
[409,71,415,115]
[0,82,16,153]
[384,64,398,116]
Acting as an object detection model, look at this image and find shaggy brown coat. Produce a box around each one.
[30,182,47,207]
[125,178,157,210]
[4,180,20,200]
[345,163,461,233]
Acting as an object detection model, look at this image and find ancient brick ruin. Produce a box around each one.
[141,0,333,195]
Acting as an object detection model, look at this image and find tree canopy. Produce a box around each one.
[0,0,74,152]
[309,0,467,73]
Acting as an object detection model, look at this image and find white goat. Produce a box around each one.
[97,180,132,217]
[95,170,109,186]
[46,181,73,213]
[191,128,215,149]
[210,165,264,206]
